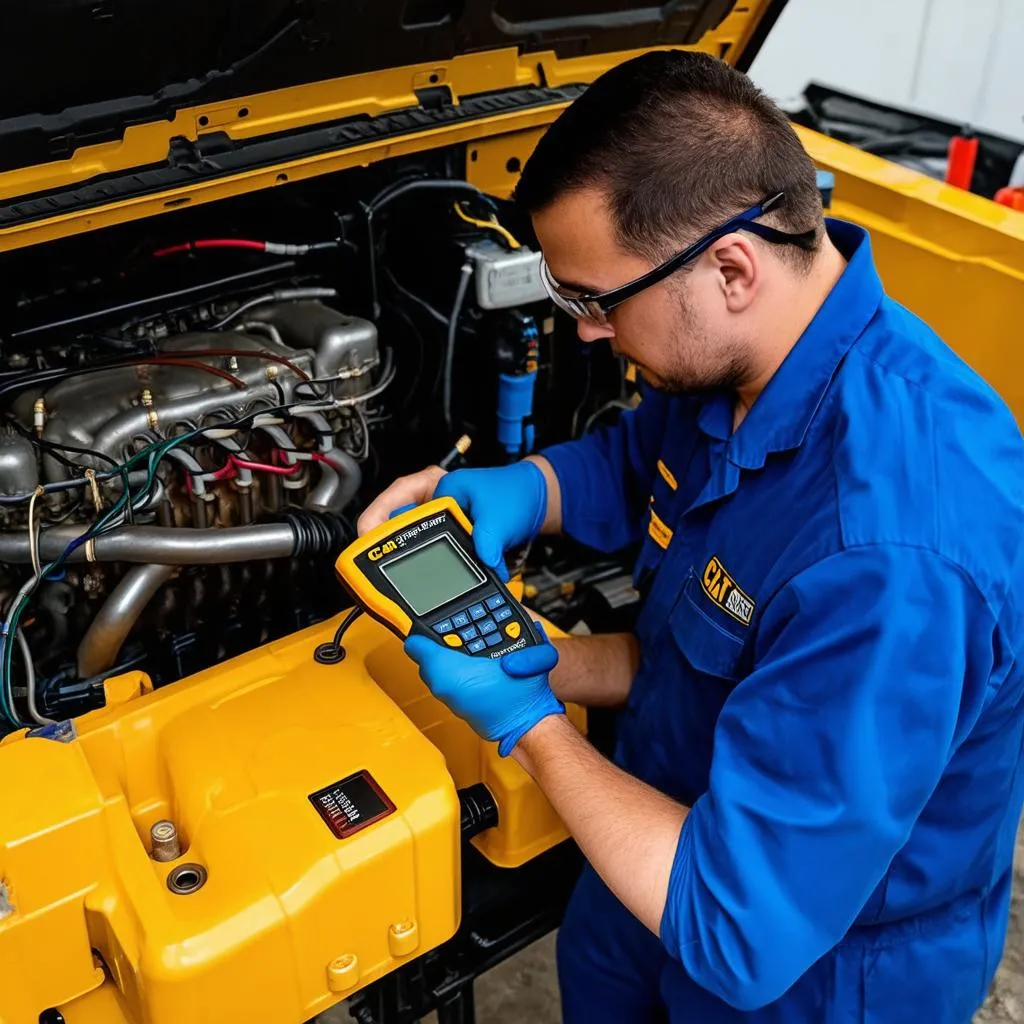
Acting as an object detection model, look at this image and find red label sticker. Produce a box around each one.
[308,769,396,839]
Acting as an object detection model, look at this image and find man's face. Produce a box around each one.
[531,187,753,393]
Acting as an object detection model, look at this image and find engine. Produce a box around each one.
[0,289,395,726]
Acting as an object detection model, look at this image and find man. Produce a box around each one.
[359,51,1024,1022]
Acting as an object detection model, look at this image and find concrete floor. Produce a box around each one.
[976,831,1024,1024]
[327,825,1024,1023]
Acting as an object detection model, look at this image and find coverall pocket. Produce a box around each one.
[669,572,746,681]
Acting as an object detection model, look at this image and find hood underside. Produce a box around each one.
[0,0,785,248]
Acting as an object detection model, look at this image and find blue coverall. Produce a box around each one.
[540,220,1024,1022]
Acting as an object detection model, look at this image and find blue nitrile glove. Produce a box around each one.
[433,461,547,581]
[404,622,564,757]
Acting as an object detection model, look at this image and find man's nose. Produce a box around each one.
[577,319,615,344]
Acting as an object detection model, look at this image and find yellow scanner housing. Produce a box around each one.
[0,610,583,1024]
[334,496,478,639]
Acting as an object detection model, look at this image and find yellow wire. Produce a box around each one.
[453,203,521,250]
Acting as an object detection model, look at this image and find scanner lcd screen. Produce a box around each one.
[380,535,483,615]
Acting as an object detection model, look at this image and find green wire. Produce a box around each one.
[1,430,202,726]
[1,401,313,726]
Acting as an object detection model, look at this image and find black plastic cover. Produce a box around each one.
[0,0,737,174]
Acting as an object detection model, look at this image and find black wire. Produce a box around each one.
[384,300,427,409]
[0,358,150,406]
[293,378,335,401]
[46,495,86,526]
[367,178,496,216]
[313,606,364,664]
[366,178,496,317]
[571,352,594,439]
[383,265,449,326]
[5,416,120,468]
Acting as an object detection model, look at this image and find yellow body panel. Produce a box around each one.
[795,126,1024,421]
[0,612,581,1024]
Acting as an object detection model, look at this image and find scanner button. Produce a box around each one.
[469,603,487,621]
[433,619,453,634]
[504,622,522,640]
[443,633,463,648]
[479,618,498,635]
[485,631,504,648]
[485,594,506,611]
[451,611,470,629]
[494,606,513,623]
[458,625,479,642]
[467,638,487,654]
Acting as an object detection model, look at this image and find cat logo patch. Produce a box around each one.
[702,556,755,626]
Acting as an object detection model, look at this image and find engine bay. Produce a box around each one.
[0,143,636,1023]
[0,146,637,737]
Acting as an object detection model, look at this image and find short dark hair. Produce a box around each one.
[515,50,823,266]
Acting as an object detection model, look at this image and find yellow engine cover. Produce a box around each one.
[0,611,581,1024]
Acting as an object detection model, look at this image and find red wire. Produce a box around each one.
[157,348,312,382]
[182,454,303,497]
[153,239,268,257]
[231,455,302,476]
[127,358,246,388]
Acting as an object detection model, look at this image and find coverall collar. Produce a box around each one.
[697,219,884,471]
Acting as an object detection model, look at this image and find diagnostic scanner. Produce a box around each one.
[335,497,541,657]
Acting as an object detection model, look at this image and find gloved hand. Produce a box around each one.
[433,461,547,581]
[404,623,564,757]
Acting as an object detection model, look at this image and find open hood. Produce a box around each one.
[0,0,786,248]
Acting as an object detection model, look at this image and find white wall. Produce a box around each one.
[748,0,1024,145]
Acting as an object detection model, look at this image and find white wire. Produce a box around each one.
[2,572,43,727]
[19,627,51,726]
[27,487,43,578]
[443,264,474,432]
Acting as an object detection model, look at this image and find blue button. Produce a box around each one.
[467,638,487,654]
[459,625,479,642]
[479,618,498,635]
[451,611,470,629]
[469,603,487,621]
[494,606,513,623]
[485,631,503,647]
[433,619,453,634]
[485,594,506,611]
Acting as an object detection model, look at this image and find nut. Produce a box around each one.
[150,820,181,862]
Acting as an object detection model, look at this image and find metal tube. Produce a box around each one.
[0,523,296,565]
[76,564,176,678]
[304,449,362,514]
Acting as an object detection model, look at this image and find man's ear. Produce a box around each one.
[710,233,759,313]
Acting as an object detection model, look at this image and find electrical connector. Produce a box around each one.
[466,240,547,310]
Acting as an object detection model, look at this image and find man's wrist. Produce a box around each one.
[510,711,575,773]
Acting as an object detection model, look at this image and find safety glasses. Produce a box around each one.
[539,193,818,326]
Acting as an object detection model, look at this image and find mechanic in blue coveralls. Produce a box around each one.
[359,50,1024,1023]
